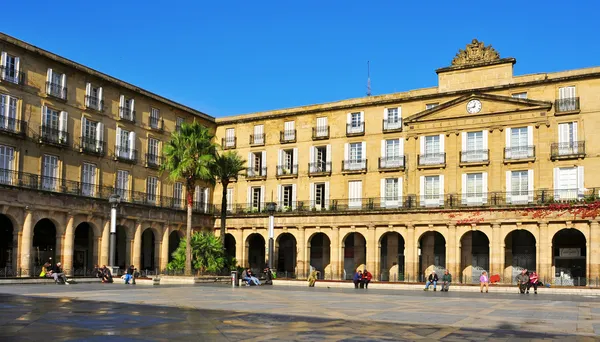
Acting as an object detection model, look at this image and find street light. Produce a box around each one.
[108,194,121,269]
[266,202,277,269]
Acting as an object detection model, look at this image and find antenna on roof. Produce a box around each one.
[366,61,372,97]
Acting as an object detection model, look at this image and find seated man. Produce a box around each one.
[424,270,438,291]
[362,270,373,289]
[353,270,363,289]
[51,262,69,285]
[263,267,273,285]
[248,269,261,286]
[516,269,529,294]
[101,265,114,283]
[240,268,252,286]
[441,270,452,292]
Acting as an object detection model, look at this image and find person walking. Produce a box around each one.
[516,269,529,294]
[527,271,540,294]
[479,271,489,293]
[424,270,438,291]
[441,270,452,292]
[362,270,373,289]
[353,270,363,289]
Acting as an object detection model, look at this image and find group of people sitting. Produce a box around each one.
[352,269,373,288]
[240,267,274,286]
[516,268,542,294]
[423,268,543,294]
[94,265,115,283]
[39,261,69,285]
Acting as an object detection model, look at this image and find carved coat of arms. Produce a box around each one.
[451,39,500,66]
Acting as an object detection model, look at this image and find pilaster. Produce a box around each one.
[590,221,600,280]
[132,222,142,267]
[19,210,33,276]
[405,224,416,281]
[62,215,75,276]
[330,226,340,280]
[366,225,376,276]
[296,226,306,279]
[538,221,551,281]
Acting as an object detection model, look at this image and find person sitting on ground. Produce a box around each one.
[240,268,251,286]
[308,269,320,287]
[125,265,136,285]
[362,269,373,289]
[527,271,540,294]
[101,265,114,283]
[516,269,529,294]
[263,267,273,285]
[424,270,438,291]
[40,262,52,277]
[93,265,103,278]
[480,271,489,293]
[441,270,452,292]
[353,270,363,289]
[248,269,261,286]
[51,262,69,285]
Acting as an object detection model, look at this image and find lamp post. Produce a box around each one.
[108,194,121,268]
[266,202,277,269]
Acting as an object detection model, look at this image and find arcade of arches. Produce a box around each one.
[220,220,600,285]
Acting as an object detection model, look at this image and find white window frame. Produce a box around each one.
[380,177,402,208]
[347,112,364,134]
[42,154,59,191]
[173,182,183,208]
[420,175,444,207]
[348,180,362,209]
[0,144,15,185]
[81,163,97,197]
[419,135,444,165]
[553,166,584,201]
[506,170,533,204]
[0,94,18,131]
[225,128,235,147]
[557,122,578,155]
[1,52,21,84]
[116,170,129,200]
[146,176,158,204]
[462,172,487,205]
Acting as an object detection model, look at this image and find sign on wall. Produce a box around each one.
[559,248,581,257]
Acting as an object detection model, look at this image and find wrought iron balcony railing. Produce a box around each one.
[555,97,580,113]
[0,66,25,85]
[246,167,267,178]
[280,130,296,143]
[378,156,405,170]
[79,136,106,156]
[346,122,365,136]
[0,116,26,136]
[418,153,446,166]
[342,159,367,172]
[114,146,137,163]
[460,149,489,163]
[85,96,104,111]
[312,126,329,140]
[46,82,67,100]
[276,165,298,177]
[504,146,535,160]
[119,107,135,122]
[145,154,163,169]
[250,134,265,146]
[39,126,68,145]
[383,119,402,132]
[308,161,332,175]
[551,141,585,159]
[222,137,236,149]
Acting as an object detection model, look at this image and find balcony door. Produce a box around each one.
[558,122,578,155]
[0,145,14,185]
[42,155,58,191]
[348,180,362,208]
[81,163,97,196]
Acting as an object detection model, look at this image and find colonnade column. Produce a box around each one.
[100,220,109,266]
[19,209,33,276]
[491,223,501,276]
[405,225,416,281]
[538,221,551,281]
[446,224,457,278]
[366,226,376,277]
[160,225,170,272]
[233,228,244,267]
[330,227,340,280]
[296,226,306,279]
[590,221,600,281]
[62,215,75,276]
[132,222,142,267]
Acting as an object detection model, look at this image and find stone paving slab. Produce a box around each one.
[0,284,599,340]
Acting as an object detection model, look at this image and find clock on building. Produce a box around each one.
[466,99,482,114]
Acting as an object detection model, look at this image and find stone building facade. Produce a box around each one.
[213,39,600,285]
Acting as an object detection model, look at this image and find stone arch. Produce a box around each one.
[504,229,536,283]
[73,222,96,272]
[0,214,16,271]
[32,218,57,270]
[115,225,128,269]
[245,233,265,272]
[72,217,102,238]
[379,232,405,281]
[224,233,236,261]
[141,227,159,272]
[342,232,366,280]
[459,230,490,284]
[552,228,586,286]
[168,230,183,263]
[308,232,331,279]
[418,231,446,279]
[275,232,296,275]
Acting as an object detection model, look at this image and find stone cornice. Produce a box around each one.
[436,58,516,74]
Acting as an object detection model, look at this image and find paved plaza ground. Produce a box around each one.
[0,283,600,341]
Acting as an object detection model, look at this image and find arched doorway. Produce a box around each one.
[460,231,489,284]
[116,225,128,269]
[0,214,14,271]
[74,222,95,273]
[309,233,330,279]
[33,219,56,271]
[504,230,536,283]
[418,231,446,280]
[141,229,156,272]
[343,232,366,280]
[246,233,265,273]
[553,229,586,286]
[276,233,296,276]
[379,232,405,281]
[168,230,182,263]
[224,234,236,261]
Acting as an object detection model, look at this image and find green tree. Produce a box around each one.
[212,151,246,248]
[166,232,226,274]
[161,122,217,275]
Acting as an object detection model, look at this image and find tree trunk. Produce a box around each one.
[185,188,194,276]
[220,181,229,249]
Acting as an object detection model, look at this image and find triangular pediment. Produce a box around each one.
[404,93,552,123]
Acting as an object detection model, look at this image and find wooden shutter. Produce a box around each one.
[96,123,104,151]
[119,95,125,117]
[527,126,533,147]
[419,136,425,155]
[482,130,488,150]
[261,151,266,175]
[80,115,86,140]
[506,171,512,204]
[439,134,445,153]
[439,175,445,206]
[324,181,330,209]
[276,184,282,207]
[46,68,52,92]
[292,184,297,209]
[482,172,488,204]
[380,178,386,208]
[309,182,314,208]
[461,173,467,204]
[116,127,122,157]
[128,131,136,158]
[419,176,425,207]
[85,83,91,107]
[577,166,584,196]
[326,145,331,171]
[260,185,265,207]
[344,143,349,162]
[398,177,403,206]
[528,169,534,203]
[461,132,467,151]
[0,52,6,79]
[98,87,103,108]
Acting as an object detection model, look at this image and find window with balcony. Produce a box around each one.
[249,186,264,211]
[556,86,579,113]
[277,148,297,176]
[146,138,161,168]
[461,130,488,163]
[553,166,584,201]
[420,175,444,207]
[195,185,209,212]
[278,184,296,210]
[85,83,103,111]
[226,188,234,212]
[146,176,158,204]
[46,69,66,99]
[81,163,97,197]
[383,107,402,132]
[462,172,487,205]
[552,122,584,159]
[1,52,22,84]
[251,124,264,145]
[347,112,364,135]
[506,170,533,204]
[150,107,162,130]
[309,145,331,174]
[119,95,135,122]
[176,117,184,132]
[173,182,183,209]
[41,106,68,145]
[116,127,136,162]
[0,94,20,134]
[0,145,15,185]
[505,126,534,160]
[281,121,296,143]
[223,128,236,149]
[311,182,329,210]
[247,151,266,178]
[381,177,401,208]
[42,154,59,191]
[380,138,404,169]
[343,142,366,171]
[348,180,362,208]
[80,117,104,155]
[419,134,445,166]
[116,170,129,200]
[313,117,329,139]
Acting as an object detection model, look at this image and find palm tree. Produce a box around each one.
[162,121,217,275]
[213,151,246,248]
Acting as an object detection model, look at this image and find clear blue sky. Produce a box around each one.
[3,1,599,117]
